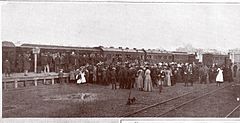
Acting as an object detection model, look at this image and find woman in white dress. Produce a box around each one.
[143,67,153,92]
[76,68,86,84]
[136,68,144,91]
[216,67,224,86]
[165,68,172,86]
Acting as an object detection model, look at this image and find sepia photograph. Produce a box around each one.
[1,0,240,122]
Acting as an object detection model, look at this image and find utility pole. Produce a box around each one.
[32,47,40,73]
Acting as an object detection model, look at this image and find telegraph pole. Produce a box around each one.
[33,47,40,73]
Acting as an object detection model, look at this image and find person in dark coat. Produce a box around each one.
[88,65,94,84]
[233,64,238,77]
[222,65,227,82]
[54,53,61,72]
[3,59,11,77]
[69,52,77,70]
[150,66,158,88]
[198,65,205,84]
[84,68,89,84]
[115,65,121,87]
[203,65,209,84]
[60,54,65,71]
[129,66,137,89]
[223,66,232,82]
[23,53,31,76]
[118,66,125,89]
[192,64,199,83]
[105,66,110,85]
[172,67,178,86]
[97,66,102,84]
[126,67,132,89]
[110,67,117,89]
[16,54,24,73]
[209,65,217,83]
[227,66,233,82]
[102,67,108,85]
[123,66,129,89]
[63,53,70,72]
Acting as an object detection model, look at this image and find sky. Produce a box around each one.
[1,2,240,51]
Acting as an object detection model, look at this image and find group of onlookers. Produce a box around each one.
[59,60,239,94]
[3,52,239,90]
[3,51,102,76]
[4,53,31,76]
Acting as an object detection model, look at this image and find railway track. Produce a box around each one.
[225,103,240,117]
[122,83,232,117]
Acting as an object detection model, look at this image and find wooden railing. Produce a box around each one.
[2,73,70,89]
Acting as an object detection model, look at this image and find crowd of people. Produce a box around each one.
[58,59,238,93]
[3,51,101,76]
[3,51,239,91]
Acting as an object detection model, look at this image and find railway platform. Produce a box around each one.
[2,72,70,89]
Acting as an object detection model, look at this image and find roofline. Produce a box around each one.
[20,44,100,51]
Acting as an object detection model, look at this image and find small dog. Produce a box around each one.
[126,97,136,105]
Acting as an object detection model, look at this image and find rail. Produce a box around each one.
[122,83,231,117]
[2,73,70,89]
[225,104,240,117]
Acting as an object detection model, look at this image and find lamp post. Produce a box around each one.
[32,47,40,73]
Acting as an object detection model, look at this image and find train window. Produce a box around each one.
[163,56,167,59]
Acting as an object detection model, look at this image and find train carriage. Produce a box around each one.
[188,54,198,64]
[145,49,173,64]
[3,41,201,73]
[100,47,124,64]
[2,41,16,73]
[202,53,229,66]
[172,51,189,63]
[20,43,102,56]
[122,48,145,64]
[100,47,145,64]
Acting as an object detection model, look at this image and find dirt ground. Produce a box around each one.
[2,78,239,117]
